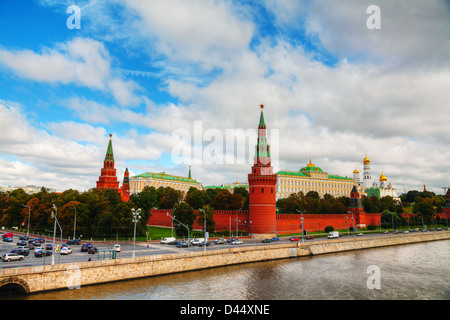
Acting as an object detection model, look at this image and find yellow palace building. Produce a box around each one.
[129,166,203,195]
[276,159,354,200]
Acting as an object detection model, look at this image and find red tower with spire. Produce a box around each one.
[443,187,450,215]
[248,104,278,238]
[119,167,130,201]
[96,134,120,190]
[348,185,366,228]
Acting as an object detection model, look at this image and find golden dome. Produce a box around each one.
[379,172,387,181]
[306,159,315,167]
[363,154,370,165]
[353,168,359,174]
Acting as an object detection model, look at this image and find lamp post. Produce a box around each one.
[51,204,58,266]
[166,211,190,245]
[417,212,425,231]
[73,206,77,240]
[131,208,141,258]
[296,209,305,243]
[199,208,207,252]
[22,204,31,238]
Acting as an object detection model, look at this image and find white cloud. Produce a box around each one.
[0,37,141,107]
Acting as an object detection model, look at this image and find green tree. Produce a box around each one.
[197,204,216,234]
[173,202,196,238]
[185,187,205,209]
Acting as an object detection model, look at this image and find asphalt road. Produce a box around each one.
[0,231,401,269]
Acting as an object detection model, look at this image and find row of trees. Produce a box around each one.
[276,191,404,215]
[1,185,446,240]
[0,185,251,240]
[0,187,147,240]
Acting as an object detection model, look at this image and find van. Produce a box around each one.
[161,237,176,244]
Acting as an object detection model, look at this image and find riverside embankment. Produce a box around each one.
[1,231,449,295]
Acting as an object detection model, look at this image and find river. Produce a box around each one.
[18,240,450,300]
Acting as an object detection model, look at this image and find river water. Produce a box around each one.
[20,240,450,300]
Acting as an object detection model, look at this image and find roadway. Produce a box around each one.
[0,231,401,269]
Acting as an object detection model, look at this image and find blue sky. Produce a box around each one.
[0,0,449,194]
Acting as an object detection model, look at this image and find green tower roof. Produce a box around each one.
[104,134,114,162]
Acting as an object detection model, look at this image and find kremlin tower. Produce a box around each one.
[363,153,372,190]
[248,104,278,239]
[96,134,129,201]
[348,185,366,228]
[443,187,450,215]
[96,134,120,190]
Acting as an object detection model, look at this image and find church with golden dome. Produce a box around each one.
[353,154,400,203]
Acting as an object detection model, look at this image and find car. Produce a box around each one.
[12,249,29,256]
[227,237,238,243]
[198,240,211,247]
[168,239,179,245]
[33,240,42,246]
[356,233,363,236]
[66,239,81,245]
[3,237,13,242]
[230,240,243,245]
[16,240,28,246]
[191,238,204,245]
[176,241,189,248]
[81,243,93,252]
[404,230,409,234]
[19,235,29,241]
[45,244,53,250]
[2,253,24,262]
[88,247,98,254]
[271,237,280,241]
[34,250,52,257]
[215,238,226,244]
[60,247,72,255]
[289,237,299,242]
[36,238,45,243]
[262,239,272,243]
[113,244,121,252]
[27,242,35,250]
[436,228,442,231]
[306,235,314,240]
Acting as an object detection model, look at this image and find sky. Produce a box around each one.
[0,0,449,194]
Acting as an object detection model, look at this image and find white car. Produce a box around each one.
[2,253,24,262]
[60,247,72,255]
[114,244,121,252]
[231,240,243,245]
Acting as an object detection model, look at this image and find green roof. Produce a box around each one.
[132,172,200,184]
[277,171,352,181]
[104,136,114,162]
[277,171,309,177]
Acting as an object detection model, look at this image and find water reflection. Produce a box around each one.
[19,240,450,300]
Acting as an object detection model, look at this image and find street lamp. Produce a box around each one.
[417,212,425,231]
[51,204,58,266]
[296,209,305,243]
[166,211,190,244]
[22,204,31,238]
[131,208,142,258]
[73,206,77,240]
[199,208,207,252]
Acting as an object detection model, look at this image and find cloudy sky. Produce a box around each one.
[0,0,449,194]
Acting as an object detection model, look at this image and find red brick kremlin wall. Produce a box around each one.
[147,210,447,234]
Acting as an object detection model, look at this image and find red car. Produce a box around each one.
[289,236,299,241]
[306,236,314,240]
